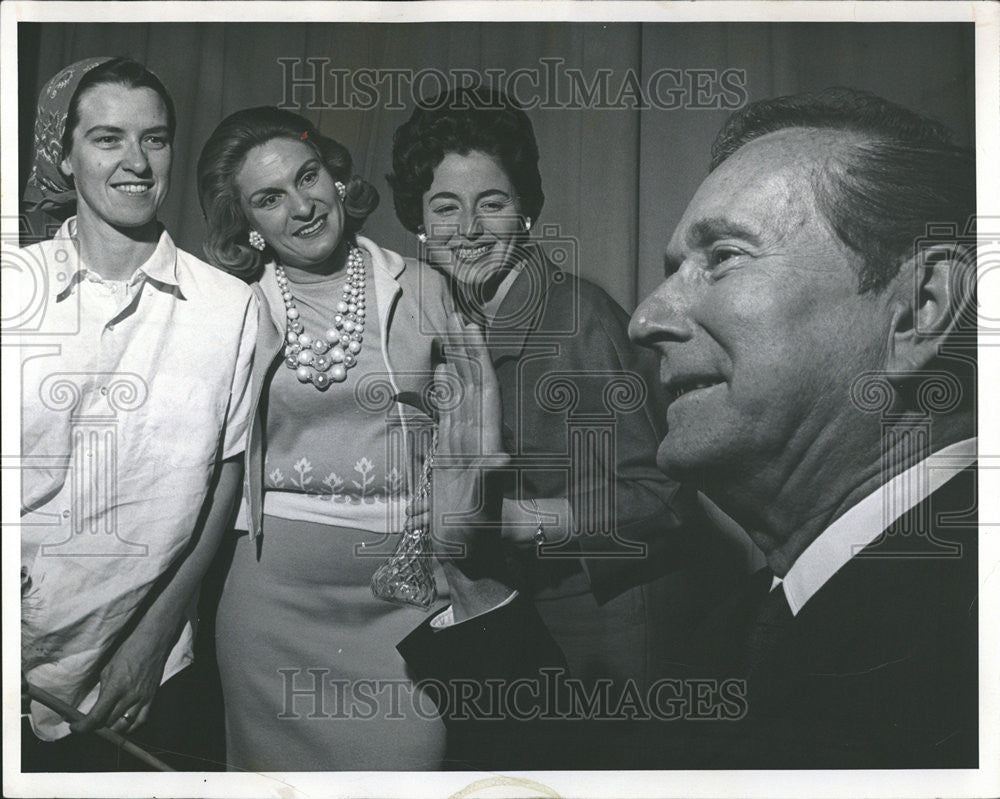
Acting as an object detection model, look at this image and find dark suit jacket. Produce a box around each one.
[680,465,979,769]
[398,466,978,770]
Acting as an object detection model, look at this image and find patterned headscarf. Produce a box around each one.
[23,57,116,213]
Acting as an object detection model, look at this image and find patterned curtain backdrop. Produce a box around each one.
[18,22,974,311]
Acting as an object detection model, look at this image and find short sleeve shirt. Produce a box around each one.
[14,218,257,740]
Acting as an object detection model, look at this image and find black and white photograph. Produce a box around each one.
[2,2,998,798]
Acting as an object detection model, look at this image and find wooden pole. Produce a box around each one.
[26,683,176,772]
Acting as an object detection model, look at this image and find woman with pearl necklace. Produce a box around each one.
[197,106,453,771]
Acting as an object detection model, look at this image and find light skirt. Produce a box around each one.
[216,516,447,771]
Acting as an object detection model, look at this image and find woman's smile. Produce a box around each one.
[294,215,328,238]
[455,242,495,262]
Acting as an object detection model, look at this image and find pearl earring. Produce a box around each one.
[525,217,532,231]
[249,229,266,251]
[417,230,427,244]
[335,181,346,200]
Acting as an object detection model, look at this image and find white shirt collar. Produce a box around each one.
[51,217,181,297]
[774,437,977,615]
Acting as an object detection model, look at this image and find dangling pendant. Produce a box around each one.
[534,524,546,546]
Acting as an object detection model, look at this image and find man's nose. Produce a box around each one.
[628,274,695,347]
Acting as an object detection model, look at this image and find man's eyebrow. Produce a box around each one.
[688,217,762,248]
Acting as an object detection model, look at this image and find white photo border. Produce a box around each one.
[3,2,998,798]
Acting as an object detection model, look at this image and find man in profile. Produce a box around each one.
[400,87,978,769]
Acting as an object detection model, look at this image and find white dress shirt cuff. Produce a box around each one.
[429,591,520,630]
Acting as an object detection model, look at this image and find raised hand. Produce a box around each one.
[405,313,514,620]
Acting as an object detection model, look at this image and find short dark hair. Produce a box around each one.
[711,87,975,293]
[196,106,379,281]
[63,57,176,158]
[387,86,544,234]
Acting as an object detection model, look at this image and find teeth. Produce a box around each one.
[296,218,325,236]
[115,184,150,194]
[457,244,492,260]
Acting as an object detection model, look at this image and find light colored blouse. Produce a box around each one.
[237,236,453,538]
[263,254,404,533]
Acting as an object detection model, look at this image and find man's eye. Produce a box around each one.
[709,247,743,267]
[95,136,120,146]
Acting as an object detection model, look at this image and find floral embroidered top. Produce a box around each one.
[262,253,406,533]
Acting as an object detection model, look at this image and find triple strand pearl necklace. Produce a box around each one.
[276,245,366,390]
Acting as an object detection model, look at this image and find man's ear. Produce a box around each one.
[886,244,969,374]
[59,156,73,179]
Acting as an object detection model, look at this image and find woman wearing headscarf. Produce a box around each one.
[18,57,257,771]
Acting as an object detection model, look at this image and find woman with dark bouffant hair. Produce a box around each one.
[390,87,727,697]
[197,106,453,770]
